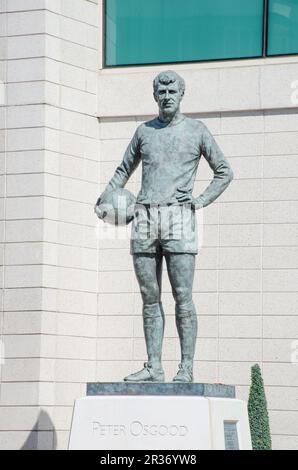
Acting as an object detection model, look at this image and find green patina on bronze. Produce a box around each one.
[87,382,236,398]
[99,71,234,383]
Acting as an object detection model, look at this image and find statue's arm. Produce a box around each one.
[194,124,234,208]
[100,128,141,198]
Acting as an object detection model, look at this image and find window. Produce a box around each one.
[267,0,298,56]
[104,0,298,67]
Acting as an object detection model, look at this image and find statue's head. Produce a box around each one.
[153,70,185,117]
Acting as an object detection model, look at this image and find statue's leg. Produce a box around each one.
[123,250,165,382]
[165,253,197,382]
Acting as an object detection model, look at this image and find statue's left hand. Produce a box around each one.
[176,188,203,209]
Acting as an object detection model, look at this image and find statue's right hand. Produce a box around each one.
[94,189,111,219]
[94,196,101,214]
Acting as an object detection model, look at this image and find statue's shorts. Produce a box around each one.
[130,203,198,255]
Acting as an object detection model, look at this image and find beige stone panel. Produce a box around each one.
[5,219,43,242]
[220,111,264,134]
[219,292,261,315]
[264,155,298,178]
[40,405,73,431]
[219,247,261,269]
[219,315,262,338]
[44,289,97,315]
[219,269,261,292]
[55,313,97,337]
[264,132,298,156]
[209,179,262,203]
[219,338,262,362]
[220,202,263,224]
[263,292,298,316]
[43,220,97,249]
[100,117,138,140]
[0,406,40,431]
[6,150,45,174]
[100,139,131,162]
[1,358,55,382]
[264,201,298,224]
[266,386,298,411]
[3,312,55,335]
[263,339,296,363]
[272,435,298,451]
[5,265,43,288]
[98,248,133,271]
[6,82,45,106]
[4,104,44,128]
[55,336,96,360]
[3,287,43,311]
[3,10,45,36]
[260,63,298,110]
[42,265,98,292]
[269,410,298,436]
[220,224,262,247]
[98,293,137,316]
[55,359,96,383]
[98,270,136,293]
[264,109,298,132]
[218,361,254,385]
[263,269,298,292]
[263,224,298,246]
[263,316,298,339]
[60,86,96,116]
[0,382,40,406]
[219,67,260,111]
[227,156,262,179]
[263,363,298,386]
[6,196,45,220]
[97,315,134,338]
[97,338,134,361]
[7,57,45,82]
[3,34,45,59]
[53,382,82,407]
[211,133,264,157]
[263,247,298,269]
[264,177,298,201]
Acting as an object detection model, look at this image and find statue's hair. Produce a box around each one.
[153,70,185,95]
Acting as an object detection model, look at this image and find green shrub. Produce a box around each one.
[248,363,272,450]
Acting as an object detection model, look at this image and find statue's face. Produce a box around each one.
[154,81,184,115]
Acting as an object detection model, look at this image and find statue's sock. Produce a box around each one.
[175,300,197,367]
[143,302,165,367]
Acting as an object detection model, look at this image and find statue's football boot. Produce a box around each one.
[172,363,193,383]
[124,362,165,382]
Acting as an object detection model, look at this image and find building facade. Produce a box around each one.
[0,0,298,449]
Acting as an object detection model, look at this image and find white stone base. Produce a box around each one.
[69,396,252,450]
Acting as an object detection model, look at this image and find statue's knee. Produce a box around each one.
[140,285,160,305]
[173,286,192,307]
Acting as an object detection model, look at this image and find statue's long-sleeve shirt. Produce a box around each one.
[104,116,233,207]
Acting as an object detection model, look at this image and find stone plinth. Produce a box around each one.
[69,383,251,450]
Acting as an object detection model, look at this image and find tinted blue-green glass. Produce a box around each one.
[105,0,264,66]
[267,0,298,55]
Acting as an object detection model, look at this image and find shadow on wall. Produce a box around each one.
[21,410,57,450]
